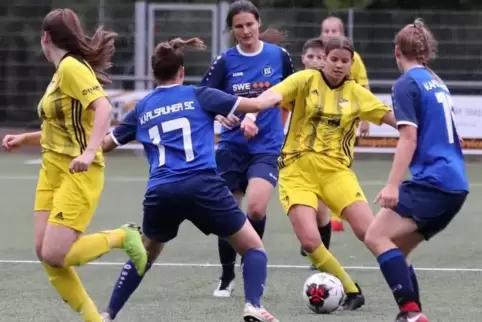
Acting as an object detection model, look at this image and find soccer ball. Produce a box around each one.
[302,272,345,314]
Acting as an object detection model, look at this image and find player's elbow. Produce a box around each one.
[101,135,117,153]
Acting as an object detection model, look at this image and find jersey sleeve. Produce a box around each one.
[111,109,137,145]
[351,52,369,88]
[270,70,310,111]
[195,86,240,117]
[58,58,106,109]
[199,54,226,89]
[391,77,420,128]
[280,48,295,80]
[356,85,391,125]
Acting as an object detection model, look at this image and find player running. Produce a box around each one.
[1,9,147,322]
[199,0,294,298]
[364,19,468,322]
[320,16,371,232]
[100,37,282,322]
[257,35,397,310]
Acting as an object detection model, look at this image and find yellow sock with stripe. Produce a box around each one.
[64,229,126,267]
[42,263,102,322]
[307,244,358,293]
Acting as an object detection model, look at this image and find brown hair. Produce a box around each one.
[321,16,345,35]
[395,18,437,65]
[226,0,287,45]
[324,36,354,57]
[152,38,206,82]
[42,8,117,84]
[302,38,324,54]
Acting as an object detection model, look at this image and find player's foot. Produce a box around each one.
[395,311,429,322]
[120,223,148,275]
[309,264,317,270]
[243,303,279,322]
[300,246,307,257]
[100,312,113,322]
[331,219,344,232]
[213,278,235,297]
[342,283,365,311]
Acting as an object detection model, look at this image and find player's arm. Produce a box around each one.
[59,60,112,157]
[103,109,137,152]
[2,131,41,151]
[386,77,420,187]
[245,47,295,122]
[195,87,281,116]
[357,85,396,128]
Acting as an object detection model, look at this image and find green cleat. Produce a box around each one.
[120,223,148,275]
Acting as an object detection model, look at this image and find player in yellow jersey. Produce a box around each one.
[257,36,397,310]
[321,16,371,232]
[1,9,147,322]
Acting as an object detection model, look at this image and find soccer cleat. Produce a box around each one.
[120,223,148,275]
[100,312,113,322]
[342,283,365,311]
[331,219,345,232]
[243,303,279,322]
[213,278,235,297]
[395,311,429,322]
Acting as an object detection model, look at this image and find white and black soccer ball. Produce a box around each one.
[302,272,345,314]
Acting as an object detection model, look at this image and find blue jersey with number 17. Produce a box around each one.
[392,66,469,193]
[111,85,240,189]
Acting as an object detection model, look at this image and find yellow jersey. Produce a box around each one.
[271,69,390,168]
[38,54,107,166]
[351,52,369,87]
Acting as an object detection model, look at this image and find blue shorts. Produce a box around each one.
[216,149,278,193]
[393,181,468,240]
[142,170,247,243]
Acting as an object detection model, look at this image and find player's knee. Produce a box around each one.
[363,228,384,255]
[41,248,66,267]
[247,200,267,221]
[300,235,322,254]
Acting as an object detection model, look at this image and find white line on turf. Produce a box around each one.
[0,174,481,187]
[0,259,480,272]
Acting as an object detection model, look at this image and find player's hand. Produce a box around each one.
[359,121,370,137]
[374,184,399,209]
[2,134,25,151]
[69,150,95,173]
[215,114,240,130]
[241,116,259,139]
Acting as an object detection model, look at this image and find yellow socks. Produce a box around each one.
[42,262,102,322]
[308,244,358,293]
[63,229,126,267]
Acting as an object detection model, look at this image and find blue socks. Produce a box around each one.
[409,265,421,309]
[219,216,266,281]
[242,248,267,307]
[106,260,152,319]
[377,249,419,310]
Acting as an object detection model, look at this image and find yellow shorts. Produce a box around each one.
[34,151,104,232]
[279,153,366,217]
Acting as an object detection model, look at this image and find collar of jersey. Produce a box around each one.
[156,84,181,89]
[236,41,264,57]
[320,70,347,90]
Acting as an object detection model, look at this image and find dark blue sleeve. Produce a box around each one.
[199,54,226,89]
[112,108,137,145]
[195,86,240,117]
[280,48,295,80]
[392,76,420,128]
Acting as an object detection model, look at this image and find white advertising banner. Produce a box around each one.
[107,90,482,155]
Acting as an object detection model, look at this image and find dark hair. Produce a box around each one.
[42,8,117,84]
[395,18,437,65]
[324,36,354,58]
[225,0,287,44]
[302,38,324,54]
[151,37,206,82]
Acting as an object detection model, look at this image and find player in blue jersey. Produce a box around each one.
[99,37,282,322]
[199,0,295,298]
[363,19,469,322]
